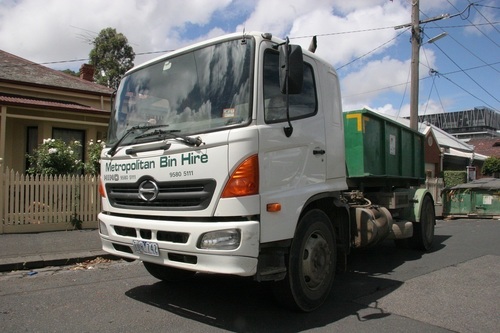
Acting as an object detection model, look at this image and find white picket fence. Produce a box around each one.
[0,167,445,234]
[0,168,101,234]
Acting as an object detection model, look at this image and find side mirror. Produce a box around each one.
[278,43,303,94]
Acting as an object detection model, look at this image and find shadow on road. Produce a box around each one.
[125,235,449,332]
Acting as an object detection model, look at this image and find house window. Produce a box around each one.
[52,128,86,166]
[25,126,38,171]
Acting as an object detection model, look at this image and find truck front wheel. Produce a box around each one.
[143,262,196,282]
[274,209,336,312]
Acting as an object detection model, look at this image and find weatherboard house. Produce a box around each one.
[0,50,113,173]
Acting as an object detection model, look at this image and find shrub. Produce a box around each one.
[443,170,467,188]
[84,139,105,176]
[27,138,82,176]
[482,157,500,176]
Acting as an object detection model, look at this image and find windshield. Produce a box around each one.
[107,37,254,145]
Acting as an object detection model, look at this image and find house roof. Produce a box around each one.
[0,49,113,95]
[0,93,109,115]
[421,123,475,152]
[467,138,500,158]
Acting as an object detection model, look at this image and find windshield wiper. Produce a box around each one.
[136,129,203,147]
[107,124,169,157]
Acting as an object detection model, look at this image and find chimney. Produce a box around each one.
[79,64,95,82]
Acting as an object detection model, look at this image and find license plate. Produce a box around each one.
[132,240,159,256]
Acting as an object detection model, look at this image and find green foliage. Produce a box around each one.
[84,139,105,176]
[70,213,83,230]
[89,27,135,89]
[60,69,79,77]
[482,156,500,176]
[443,170,467,188]
[27,138,83,176]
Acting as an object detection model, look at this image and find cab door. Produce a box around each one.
[258,50,327,242]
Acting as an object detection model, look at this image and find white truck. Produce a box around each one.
[98,32,435,312]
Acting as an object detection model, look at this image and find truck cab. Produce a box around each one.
[98,32,434,312]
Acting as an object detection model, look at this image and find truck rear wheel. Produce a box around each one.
[273,209,336,312]
[410,194,435,251]
[143,262,196,282]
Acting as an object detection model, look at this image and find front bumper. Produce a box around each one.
[98,213,260,276]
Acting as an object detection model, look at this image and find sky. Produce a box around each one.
[0,0,498,119]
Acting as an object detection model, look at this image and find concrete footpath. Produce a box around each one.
[0,229,115,272]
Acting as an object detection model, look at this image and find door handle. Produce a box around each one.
[313,149,325,155]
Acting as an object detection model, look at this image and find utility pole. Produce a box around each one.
[410,0,421,131]
[395,1,452,130]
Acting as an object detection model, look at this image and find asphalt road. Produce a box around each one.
[0,218,498,332]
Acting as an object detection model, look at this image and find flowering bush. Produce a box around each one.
[84,139,105,176]
[27,138,83,176]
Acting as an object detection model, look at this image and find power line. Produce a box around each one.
[417,61,498,111]
[426,28,500,74]
[476,4,500,10]
[4,15,497,69]
[343,61,499,98]
[446,0,500,47]
[433,69,497,110]
[420,2,499,69]
[40,58,88,65]
[421,45,440,116]
[396,63,412,122]
[407,1,500,112]
[336,28,409,71]
[440,61,500,75]
[429,39,499,104]
[289,25,398,40]
[426,21,500,29]
[471,1,500,34]
[431,71,448,115]
[1,49,175,68]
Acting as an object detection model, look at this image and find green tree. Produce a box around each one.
[89,27,135,89]
[482,156,500,176]
[61,69,79,77]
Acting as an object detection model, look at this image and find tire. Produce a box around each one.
[409,194,435,251]
[273,209,336,312]
[143,262,196,282]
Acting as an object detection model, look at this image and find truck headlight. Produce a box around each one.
[198,229,241,250]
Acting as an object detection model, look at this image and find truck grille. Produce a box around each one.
[106,178,216,211]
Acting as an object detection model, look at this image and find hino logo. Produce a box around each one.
[138,180,159,202]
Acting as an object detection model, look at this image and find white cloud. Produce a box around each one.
[235,0,332,38]
[341,48,437,111]
[368,98,450,119]
[370,104,402,117]
[286,1,409,68]
[333,0,389,14]
[0,0,494,112]
[0,0,231,69]
[342,56,410,106]
[0,0,436,71]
